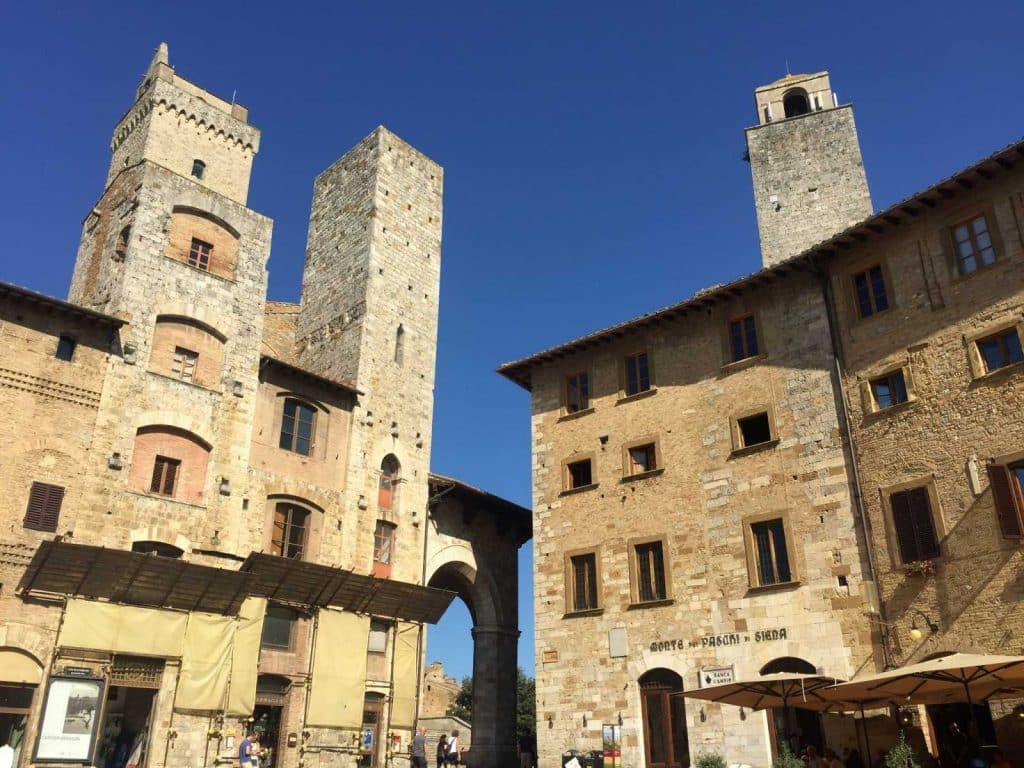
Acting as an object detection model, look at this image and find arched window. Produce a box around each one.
[131,540,184,558]
[166,207,239,280]
[279,398,317,456]
[271,502,310,560]
[379,455,400,510]
[759,657,824,754]
[149,316,225,389]
[783,88,810,118]
[129,426,211,505]
[395,324,405,366]
[760,657,816,675]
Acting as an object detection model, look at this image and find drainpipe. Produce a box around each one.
[814,261,893,668]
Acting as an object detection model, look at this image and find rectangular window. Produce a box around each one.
[271,503,309,559]
[953,214,997,274]
[280,398,316,455]
[853,265,890,318]
[188,238,213,270]
[987,463,1024,539]
[55,336,77,362]
[171,346,198,381]
[870,370,909,409]
[627,443,657,476]
[624,352,651,396]
[569,553,599,612]
[737,411,773,448]
[976,329,1024,373]
[149,456,180,496]
[635,541,667,602]
[729,315,759,362]
[261,604,297,649]
[565,372,590,414]
[373,521,396,578]
[566,459,593,489]
[23,481,65,532]
[750,518,792,586]
[890,487,941,563]
[368,619,389,653]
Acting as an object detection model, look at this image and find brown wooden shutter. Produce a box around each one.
[150,460,163,493]
[988,464,1024,539]
[163,460,178,495]
[24,482,65,532]
[909,488,941,560]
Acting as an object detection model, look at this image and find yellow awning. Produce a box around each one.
[307,609,369,728]
[60,598,187,656]
[390,622,420,728]
[0,648,43,684]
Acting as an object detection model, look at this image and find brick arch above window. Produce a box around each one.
[129,425,212,506]
[149,316,226,389]
[166,206,239,280]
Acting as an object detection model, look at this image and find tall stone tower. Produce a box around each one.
[297,127,443,583]
[66,43,273,556]
[745,72,872,267]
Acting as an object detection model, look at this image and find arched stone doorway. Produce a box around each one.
[759,657,823,755]
[638,668,689,768]
[425,475,530,768]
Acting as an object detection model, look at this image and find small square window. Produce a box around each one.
[976,329,1023,373]
[261,604,298,649]
[55,336,76,362]
[853,265,890,318]
[953,214,997,275]
[623,352,651,396]
[149,455,180,497]
[171,347,198,381]
[368,619,390,653]
[568,552,599,612]
[634,541,667,602]
[565,372,590,413]
[188,238,213,271]
[191,159,206,179]
[627,443,657,476]
[737,412,772,448]
[870,370,909,409]
[566,459,593,489]
[729,316,759,362]
[750,518,792,586]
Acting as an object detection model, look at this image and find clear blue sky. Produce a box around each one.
[3,2,1023,683]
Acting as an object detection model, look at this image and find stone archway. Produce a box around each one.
[425,475,530,768]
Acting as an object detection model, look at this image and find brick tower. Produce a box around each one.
[296,127,443,583]
[745,72,873,267]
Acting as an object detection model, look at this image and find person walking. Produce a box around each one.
[436,734,448,768]
[239,732,256,768]
[446,731,460,767]
[411,728,428,768]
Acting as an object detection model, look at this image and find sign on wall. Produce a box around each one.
[34,676,105,763]
[698,666,735,688]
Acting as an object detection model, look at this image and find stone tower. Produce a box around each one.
[745,71,872,267]
[296,127,443,583]
[66,43,273,556]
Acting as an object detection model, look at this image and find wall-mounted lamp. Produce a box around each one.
[898,707,914,726]
[908,610,939,641]
[1013,704,1024,721]
[108,452,123,470]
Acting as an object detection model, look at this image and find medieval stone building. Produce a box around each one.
[500,73,1024,766]
[0,45,529,768]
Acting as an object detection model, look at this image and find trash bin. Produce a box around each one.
[579,751,603,768]
[561,750,580,768]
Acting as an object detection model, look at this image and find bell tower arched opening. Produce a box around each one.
[782,88,810,117]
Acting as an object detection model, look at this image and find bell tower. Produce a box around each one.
[745,71,873,267]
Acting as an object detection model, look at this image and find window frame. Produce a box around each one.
[949,211,1000,277]
[850,263,893,320]
[965,321,1024,379]
[728,314,761,363]
[620,350,655,400]
[987,452,1024,540]
[561,455,597,494]
[373,520,397,578]
[270,502,310,560]
[55,335,77,362]
[187,237,213,271]
[860,363,918,415]
[149,455,181,497]
[23,481,65,533]
[743,511,798,590]
[730,407,779,455]
[627,535,672,606]
[563,370,592,416]
[879,480,946,568]
[279,397,318,456]
[191,159,206,180]
[261,604,299,651]
[621,436,662,480]
[367,618,390,654]
[171,346,199,382]
[563,547,602,616]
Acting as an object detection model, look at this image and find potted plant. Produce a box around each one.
[773,744,803,768]
[903,559,935,577]
[884,732,921,767]
[694,751,726,768]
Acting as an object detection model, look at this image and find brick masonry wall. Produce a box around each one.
[746,105,873,267]
[529,272,876,767]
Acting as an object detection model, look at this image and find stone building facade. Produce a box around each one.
[0,44,529,768]
[420,662,461,719]
[500,72,1024,766]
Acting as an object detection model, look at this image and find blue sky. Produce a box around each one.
[3,1,1023,682]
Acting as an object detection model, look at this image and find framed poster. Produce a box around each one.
[34,676,105,763]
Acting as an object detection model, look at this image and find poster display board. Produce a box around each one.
[34,676,105,763]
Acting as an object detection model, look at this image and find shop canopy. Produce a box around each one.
[19,542,457,623]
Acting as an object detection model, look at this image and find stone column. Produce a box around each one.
[467,624,520,768]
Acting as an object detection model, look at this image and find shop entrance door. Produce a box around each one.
[926,702,996,765]
[96,687,157,768]
[639,669,689,768]
[253,705,283,768]
[359,694,384,768]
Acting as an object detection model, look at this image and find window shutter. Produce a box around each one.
[150,461,163,493]
[988,464,1024,539]
[903,364,918,401]
[859,380,874,415]
[164,460,178,495]
[909,488,941,560]
[891,491,921,563]
[965,336,985,379]
[24,482,65,532]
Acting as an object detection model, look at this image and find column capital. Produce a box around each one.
[470,624,521,640]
